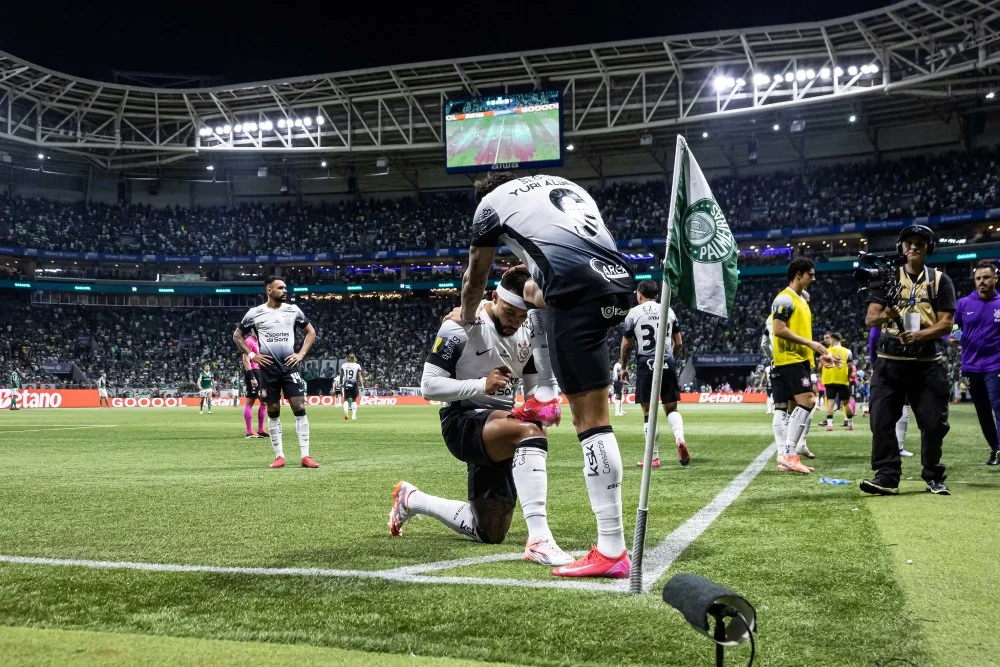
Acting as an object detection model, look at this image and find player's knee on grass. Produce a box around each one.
[470,497,515,544]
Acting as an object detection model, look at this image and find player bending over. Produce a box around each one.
[234,276,319,469]
[241,331,268,438]
[198,364,215,414]
[390,267,571,566]
[340,354,364,420]
[619,280,690,469]
[458,172,636,579]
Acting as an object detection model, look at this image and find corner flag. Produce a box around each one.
[665,135,738,318]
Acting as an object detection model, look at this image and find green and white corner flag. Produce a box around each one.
[665,135,738,318]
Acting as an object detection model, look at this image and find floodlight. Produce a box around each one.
[725,77,735,88]
[214,126,224,134]
[294,119,303,127]
[805,69,815,79]
[860,65,871,75]
[796,69,806,81]
[772,123,780,131]
[246,122,257,132]
[834,67,844,77]
[848,65,859,76]
[222,125,231,134]
[37,153,44,160]
[772,74,783,83]
[713,76,727,91]
[566,143,575,151]
[702,131,709,138]
[234,124,243,133]
[315,115,324,125]
[206,165,215,171]
[735,78,745,88]
[849,114,857,123]
[199,127,211,137]
[261,121,273,130]
[753,73,770,86]
[303,117,312,126]
[987,92,996,100]
[277,119,287,128]
[784,72,794,82]
[869,64,879,74]
[321,160,328,167]
[820,68,831,79]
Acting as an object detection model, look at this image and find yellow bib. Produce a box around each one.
[822,344,850,386]
[772,287,814,368]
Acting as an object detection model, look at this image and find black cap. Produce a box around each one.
[896,224,935,255]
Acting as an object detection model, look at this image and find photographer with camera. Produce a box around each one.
[953,260,1000,466]
[861,225,956,496]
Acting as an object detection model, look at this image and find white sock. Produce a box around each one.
[352,403,358,418]
[896,405,910,449]
[766,396,774,413]
[579,427,626,557]
[268,417,284,459]
[344,401,349,415]
[772,410,788,448]
[511,439,552,542]
[643,420,660,459]
[784,406,810,456]
[797,407,815,448]
[294,415,310,458]
[666,411,685,444]
[407,490,479,540]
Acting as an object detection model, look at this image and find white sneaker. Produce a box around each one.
[899,448,914,457]
[523,537,573,566]
[796,443,816,459]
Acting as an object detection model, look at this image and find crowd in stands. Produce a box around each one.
[1,266,977,392]
[3,151,1000,260]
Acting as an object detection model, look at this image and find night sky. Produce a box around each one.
[1,1,895,84]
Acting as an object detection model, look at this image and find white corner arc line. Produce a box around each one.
[0,445,774,594]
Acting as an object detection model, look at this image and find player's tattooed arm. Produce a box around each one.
[460,245,496,324]
[233,326,272,366]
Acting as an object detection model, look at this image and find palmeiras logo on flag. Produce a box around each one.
[680,198,736,265]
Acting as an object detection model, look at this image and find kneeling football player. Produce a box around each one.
[389,266,570,566]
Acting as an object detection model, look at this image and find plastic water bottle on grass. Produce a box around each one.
[820,477,851,486]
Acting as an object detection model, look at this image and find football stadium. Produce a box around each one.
[3,1,1000,665]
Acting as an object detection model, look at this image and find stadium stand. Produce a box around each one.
[3,150,1000,257]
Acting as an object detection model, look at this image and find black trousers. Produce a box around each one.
[870,357,950,484]
[965,371,1000,451]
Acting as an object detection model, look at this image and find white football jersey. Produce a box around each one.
[622,301,678,372]
[341,362,362,386]
[239,303,310,373]
[761,314,774,361]
[470,175,633,305]
[424,307,551,410]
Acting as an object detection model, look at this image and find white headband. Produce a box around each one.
[495,284,527,310]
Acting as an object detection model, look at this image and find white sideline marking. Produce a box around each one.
[0,446,774,595]
[493,115,506,163]
[7,425,118,433]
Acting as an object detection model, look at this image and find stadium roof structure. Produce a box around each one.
[1,0,1000,181]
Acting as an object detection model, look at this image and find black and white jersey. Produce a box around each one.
[622,301,679,373]
[423,307,555,411]
[760,315,774,362]
[239,303,310,374]
[471,175,634,306]
[341,362,362,387]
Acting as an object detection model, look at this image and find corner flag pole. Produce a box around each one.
[629,135,685,595]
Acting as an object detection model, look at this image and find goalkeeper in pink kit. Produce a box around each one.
[242,333,268,438]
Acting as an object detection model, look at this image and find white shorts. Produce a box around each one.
[199,389,213,398]
[98,388,108,398]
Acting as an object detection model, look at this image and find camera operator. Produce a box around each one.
[861,225,956,496]
[953,260,1000,466]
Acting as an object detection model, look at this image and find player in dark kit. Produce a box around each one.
[234,276,319,469]
[458,172,634,579]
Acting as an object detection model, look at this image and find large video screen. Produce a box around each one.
[444,91,563,174]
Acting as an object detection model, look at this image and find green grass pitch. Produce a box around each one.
[1,403,997,665]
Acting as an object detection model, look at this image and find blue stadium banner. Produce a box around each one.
[692,353,762,366]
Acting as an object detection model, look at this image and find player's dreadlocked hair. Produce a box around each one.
[474,171,520,204]
[499,265,531,297]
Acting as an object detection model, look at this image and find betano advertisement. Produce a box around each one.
[1,389,765,409]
